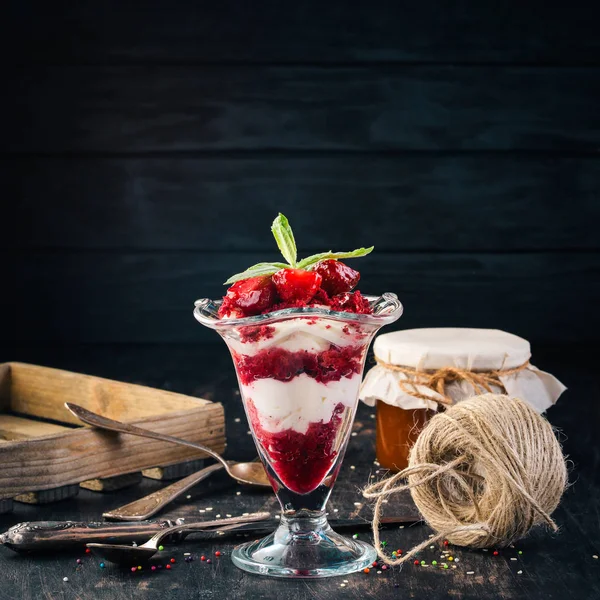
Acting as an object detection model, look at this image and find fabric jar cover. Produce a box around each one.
[360,328,566,413]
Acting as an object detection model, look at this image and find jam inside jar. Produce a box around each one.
[375,400,435,471]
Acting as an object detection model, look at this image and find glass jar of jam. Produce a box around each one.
[375,401,435,471]
[362,328,567,471]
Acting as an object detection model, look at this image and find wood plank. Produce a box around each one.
[0,414,70,441]
[3,156,599,252]
[4,251,599,345]
[0,405,226,497]
[6,363,213,426]
[5,66,600,153]
[4,1,600,64]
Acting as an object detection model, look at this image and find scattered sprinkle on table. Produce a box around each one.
[340,583,346,587]
[226,514,232,517]
[352,534,359,539]
[207,559,212,564]
[363,568,370,574]
[242,512,249,516]
[430,545,435,549]
[350,465,356,470]
[216,514,222,518]
[354,502,362,506]
[333,508,339,512]
[184,553,191,556]
[448,556,453,561]
[511,558,518,561]
[206,507,213,511]
[151,565,157,571]
[63,577,69,582]
[414,560,420,565]
[99,562,105,568]
[186,495,192,499]
[215,551,221,557]
[517,570,523,575]
[432,561,437,566]
[466,571,475,575]
[343,580,348,583]
[234,418,241,422]
[593,555,599,559]
[518,550,523,555]
[236,491,241,496]
[76,559,81,564]
[421,560,426,565]
[199,509,206,513]
[166,564,171,570]
[131,567,137,573]
[351,432,357,437]
[493,550,499,556]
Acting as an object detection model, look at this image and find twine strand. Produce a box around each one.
[374,359,531,406]
[362,394,567,566]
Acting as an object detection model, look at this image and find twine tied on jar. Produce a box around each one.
[374,358,531,406]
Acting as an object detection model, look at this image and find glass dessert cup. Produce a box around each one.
[194,293,403,578]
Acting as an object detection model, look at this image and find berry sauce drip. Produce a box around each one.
[247,398,345,494]
[233,345,364,385]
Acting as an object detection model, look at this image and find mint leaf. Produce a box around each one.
[224,262,288,285]
[271,213,297,267]
[297,246,374,270]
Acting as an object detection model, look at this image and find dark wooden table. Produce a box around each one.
[1,345,598,600]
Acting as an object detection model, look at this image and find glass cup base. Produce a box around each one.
[231,519,377,578]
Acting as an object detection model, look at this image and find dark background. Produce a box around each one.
[2,1,599,358]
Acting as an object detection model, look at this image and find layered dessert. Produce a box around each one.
[217,214,376,494]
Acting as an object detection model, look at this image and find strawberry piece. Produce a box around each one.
[272,268,322,303]
[218,275,277,318]
[313,260,360,296]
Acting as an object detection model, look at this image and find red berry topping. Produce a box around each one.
[218,275,277,318]
[272,268,322,303]
[313,260,360,296]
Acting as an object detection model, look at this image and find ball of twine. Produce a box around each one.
[363,394,567,565]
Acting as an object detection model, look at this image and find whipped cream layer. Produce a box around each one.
[241,373,361,434]
[228,317,368,356]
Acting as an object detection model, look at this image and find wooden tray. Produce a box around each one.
[0,363,225,507]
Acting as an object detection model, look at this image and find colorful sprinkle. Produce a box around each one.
[151,566,156,571]
[158,545,164,551]
[518,550,523,555]
[63,577,69,582]
[414,560,420,565]
[517,570,523,574]
[420,560,426,565]
[443,564,449,569]
[493,551,499,556]
[363,568,370,574]
[593,555,599,560]
[76,559,82,564]
[397,549,403,554]
[432,561,437,566]
[170,558,176,564]
[85,548,91,554]
[352,534,359,539]
[511,558,518,561]
[131,567,137,573]
[99,563,105,568]
[372,561,378,567]
[443,540,449,547]
[466,571,475,575]
[207,559,212,564]
[137,566,142,571]
[448,556,454,561]
[215,551,221,557]
[381,565,388,571]
[381,541,387,547]
[201,555,206,561]
[166,564,171,570]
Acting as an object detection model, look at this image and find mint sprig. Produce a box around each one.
[271,213,297,267]
[224,213,374,284]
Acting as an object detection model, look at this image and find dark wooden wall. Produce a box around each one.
[3,1,600,350]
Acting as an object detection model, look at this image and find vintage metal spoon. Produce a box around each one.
[65,403,270,488]
[87,512,270,564]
